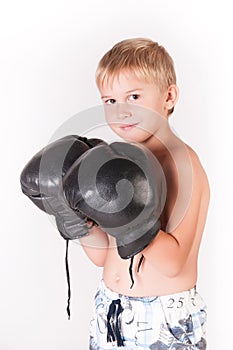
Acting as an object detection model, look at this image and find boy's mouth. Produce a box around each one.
[119,123,139,131]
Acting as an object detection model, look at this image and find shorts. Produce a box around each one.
[89,279,207,350]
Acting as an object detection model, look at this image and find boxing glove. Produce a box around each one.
[63,141,166,259]
[20,135,106,240]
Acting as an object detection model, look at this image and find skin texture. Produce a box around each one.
[79,70,210,297]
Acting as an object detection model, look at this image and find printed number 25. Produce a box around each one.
[168,297,184,308]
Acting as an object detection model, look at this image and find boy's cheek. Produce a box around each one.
[104,106,117,125]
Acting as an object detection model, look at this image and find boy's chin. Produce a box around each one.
[111,127,153,144]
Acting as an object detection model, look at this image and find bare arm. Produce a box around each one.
[143,153,210,276]
[78,223,110,267]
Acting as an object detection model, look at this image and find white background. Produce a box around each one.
[0,0,232,349]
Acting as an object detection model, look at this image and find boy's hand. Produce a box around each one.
[63,141,166,258]
[20,135,106,240]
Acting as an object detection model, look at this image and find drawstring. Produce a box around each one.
[106,255,145,346]
[107,299,124,347]
[65,239,71,319]
[129,254,144,289]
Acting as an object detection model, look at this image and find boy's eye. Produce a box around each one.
[129,94,139,101]
[105,99,116,105]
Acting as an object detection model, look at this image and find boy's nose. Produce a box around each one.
[105,103,133,124]
[117,105,132,120]
[118,112,132,120]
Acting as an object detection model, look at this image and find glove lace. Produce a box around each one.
[65,239,71,319]
[129,254,144,289]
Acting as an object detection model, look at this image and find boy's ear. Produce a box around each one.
[164,84,179,112]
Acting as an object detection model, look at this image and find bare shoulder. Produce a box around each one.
[167,139,210,192]
[185,144,210,196]
[161,139,210,233]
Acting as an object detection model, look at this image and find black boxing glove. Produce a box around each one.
[63,141,166,259]
[20,135,106,319]
[20,135,105,240]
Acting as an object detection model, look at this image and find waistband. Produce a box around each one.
[99,279,197,305]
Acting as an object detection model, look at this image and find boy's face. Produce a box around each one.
[98,70,170,143]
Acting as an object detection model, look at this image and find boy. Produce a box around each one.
[79,38,210,349]
[20,37,209,349]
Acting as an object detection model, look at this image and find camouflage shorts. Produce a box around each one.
[89,279,207,349]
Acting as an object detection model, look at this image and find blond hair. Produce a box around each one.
[96,38,176,92]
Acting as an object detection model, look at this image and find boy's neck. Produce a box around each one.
[142,123,177,156]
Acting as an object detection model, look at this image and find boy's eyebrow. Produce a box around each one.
[101,95,111,99]
[101,89,143,99]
